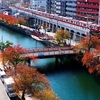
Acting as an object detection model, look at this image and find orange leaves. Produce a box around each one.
[73,35,100,52]
[0,14,26,26]
[17,17,26,25]
[28,55,38,62]
[2,45,28,66]
[81,51,100,74]
[11,64,50,98]
[42,88,59,100]
[82,52,94,68]
[55,29,70,43]
[0,14,18,25]
[95,64,100,75]
[88,67,95,74]
[73,35,100,74]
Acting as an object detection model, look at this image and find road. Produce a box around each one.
[0,80,10,100]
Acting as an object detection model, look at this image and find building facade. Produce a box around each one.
[76,0,99,24]
[46,0,100,24]
[46,0,55,13]
[30,0,46,12]
[55,0,66,16]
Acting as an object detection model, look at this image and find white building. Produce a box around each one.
[30,0,46,12]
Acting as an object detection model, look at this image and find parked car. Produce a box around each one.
[0,71,6,83]
[46,28,51,32]
[3,77,16,98]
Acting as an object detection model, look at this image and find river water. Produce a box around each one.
[1,26,100,100]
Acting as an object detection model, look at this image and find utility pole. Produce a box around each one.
[98,0,100,25]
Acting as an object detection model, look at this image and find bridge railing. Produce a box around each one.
[26,46,73,53]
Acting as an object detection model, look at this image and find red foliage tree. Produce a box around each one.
[81,51,98,74]
[73,35,100,52]
[2,45,30,68]
[73,35,100,75]
[10,65,50,100]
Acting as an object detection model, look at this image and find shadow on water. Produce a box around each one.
[34,57,87,74]
[70,71,100,100]
[35,58,100,100]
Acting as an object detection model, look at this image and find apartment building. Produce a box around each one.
[46,0,100,24]
[46,0,56,13]
[55,0,66,16]
[76,0,99,24]
[30,0,46,12]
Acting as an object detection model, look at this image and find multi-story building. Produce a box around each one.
[30,0,46,12]
[76,0,99,24]
[66,0,76,18]
[55,0,66,16]
[46,0,100,24]
[46,0,55,13]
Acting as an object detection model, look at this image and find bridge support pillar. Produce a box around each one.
[27,58,31,66]
[73,33,76,41]
[55,57,58,68]
[59,57,64,65]
[52,24,54,32]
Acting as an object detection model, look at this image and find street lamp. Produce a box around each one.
[0,44,4,51]
[98,0,100,25]
[0,37,4,66]
[0,36,4,51]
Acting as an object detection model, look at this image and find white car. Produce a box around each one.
[0,71,6,83]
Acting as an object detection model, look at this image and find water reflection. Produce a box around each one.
[1,26,100,100]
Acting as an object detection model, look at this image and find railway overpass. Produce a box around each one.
[9,5,90,42]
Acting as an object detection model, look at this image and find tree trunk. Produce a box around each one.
[21,89,25,100]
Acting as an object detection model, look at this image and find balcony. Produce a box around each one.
[76,9,98,15]
[77,4,99,9]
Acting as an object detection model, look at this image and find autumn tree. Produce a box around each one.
[73,35,100,75]
[81,51,98,74]
[9,65,50,100]
[55,30,70,45]
[41,88,60,100]
[0,14,18,26]
[73,35,100,52]
[0,14,26,26]
[2,45,28,68]
[0,40,13,65]
[5,15,18,26]
[17,17,26,26]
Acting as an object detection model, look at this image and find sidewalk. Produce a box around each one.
[0,62,35,100]
[39,28,78,46]
[39,28,56,37]
[25,94,35,100]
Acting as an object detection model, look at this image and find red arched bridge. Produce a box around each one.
[21,46,78,59]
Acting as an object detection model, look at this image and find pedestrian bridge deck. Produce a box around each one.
[21,46,78,59]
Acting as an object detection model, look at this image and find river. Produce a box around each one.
[0,26,100,100]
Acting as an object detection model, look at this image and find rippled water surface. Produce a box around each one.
[1,26,100,100]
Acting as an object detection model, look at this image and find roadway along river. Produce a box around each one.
[1,26,100,100]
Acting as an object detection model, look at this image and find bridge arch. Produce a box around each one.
[61,27,64,30]
[76,32,81,42]
[70,30,74,39]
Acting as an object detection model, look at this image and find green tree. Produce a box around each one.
[0,40,13,50]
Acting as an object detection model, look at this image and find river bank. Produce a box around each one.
[0,21,31,36]
[0,21,56,47]
[1,23,100,100]
[0,26,100,100]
